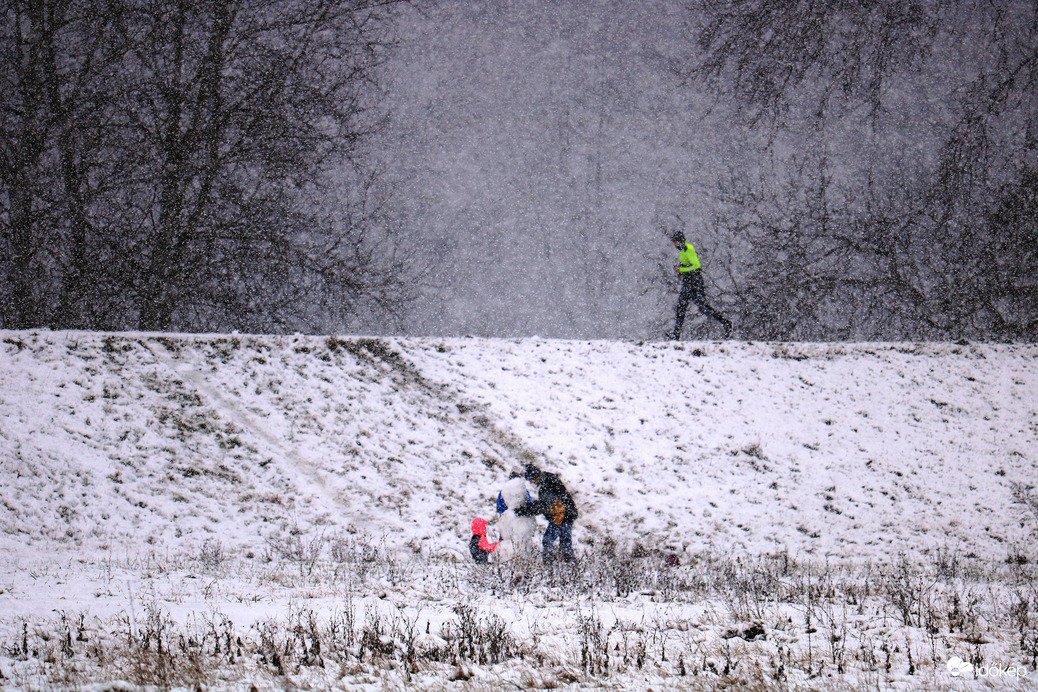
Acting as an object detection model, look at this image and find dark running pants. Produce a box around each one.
[674,269,727,335]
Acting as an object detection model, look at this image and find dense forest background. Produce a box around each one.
[3,0,1036,340]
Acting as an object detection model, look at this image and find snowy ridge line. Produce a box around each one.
[0,330,1036,563]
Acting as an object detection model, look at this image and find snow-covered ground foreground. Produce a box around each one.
[0,330,1036,690]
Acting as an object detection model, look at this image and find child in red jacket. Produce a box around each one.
[469,517,499,564]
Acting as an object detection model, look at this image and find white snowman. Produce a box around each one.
[493,473,538,561]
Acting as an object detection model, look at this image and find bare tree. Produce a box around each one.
[1,0,414,333]
[114,0,411,332]
[683,0,946,124]
[0,0,67,328]
[709,147,843,341]
[682,0,1038,340]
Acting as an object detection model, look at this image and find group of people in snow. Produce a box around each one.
[469,463,578,564]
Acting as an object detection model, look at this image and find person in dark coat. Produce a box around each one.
[514,464,578,562]
[667,231,732,340]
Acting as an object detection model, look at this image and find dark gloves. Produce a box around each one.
[513,502,539,518]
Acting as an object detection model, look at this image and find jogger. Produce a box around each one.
[668,231,732,339]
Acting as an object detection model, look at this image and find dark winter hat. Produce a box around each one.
[671,230,685,244]
[523,464,542,481]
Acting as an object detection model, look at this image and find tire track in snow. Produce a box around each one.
[355,338,546,470]
[144,339,345,514]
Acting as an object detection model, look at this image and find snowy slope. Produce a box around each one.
[1,330,1035,565]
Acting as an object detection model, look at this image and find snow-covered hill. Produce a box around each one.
[2,330,1038,690]
[2,331,1035,563]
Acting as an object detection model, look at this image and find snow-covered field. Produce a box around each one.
[0,330,1036,690]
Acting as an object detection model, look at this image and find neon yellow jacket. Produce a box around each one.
[678,242,701,272]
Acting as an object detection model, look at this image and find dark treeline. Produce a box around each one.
[3,0,1036,341]
[1,0,413,334]
[681,0,1038,341]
